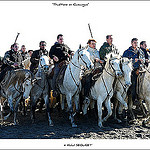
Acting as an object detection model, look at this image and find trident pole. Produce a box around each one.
[88,23,93,38]
[14,32,20,44]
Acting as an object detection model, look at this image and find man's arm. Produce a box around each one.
[30,51,39,64]
[3,52,16,67]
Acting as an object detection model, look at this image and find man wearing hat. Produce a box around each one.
[30,41,48,75]
[99,35,118,60]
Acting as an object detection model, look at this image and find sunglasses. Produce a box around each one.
[41,44,46,46]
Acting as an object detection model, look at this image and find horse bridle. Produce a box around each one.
[104,57,121,77]
[70,49,92,71]
[69,49,92,91]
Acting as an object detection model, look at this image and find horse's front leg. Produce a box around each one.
[116,92,128,110]
[43,94,53,126]
[73,93,80,114]
[128,93,135,120]
[30,96,36,123]
[4,97,13,121]
[103,98,112,123]
[66,93,77,128]
[82,97,90,115]
[97,96,103,128]
[14,95,22,125]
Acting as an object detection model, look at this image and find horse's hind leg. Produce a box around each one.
[66,93,77,128]
[44,94,53,126]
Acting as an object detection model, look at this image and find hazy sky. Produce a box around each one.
[0,1,150,57]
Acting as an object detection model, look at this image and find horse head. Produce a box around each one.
[105,52,122,78]
[22,71,35,99]
[120,57,132,87]
[77,49,94,70]
[39,55,50,73]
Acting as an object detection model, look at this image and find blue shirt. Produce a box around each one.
[123,46,140,69]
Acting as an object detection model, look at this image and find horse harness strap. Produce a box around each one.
[101,74,112,100]
[69,64,80,92]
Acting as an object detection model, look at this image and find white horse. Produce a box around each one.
[57,49,94,127]
[30,55,54,126]
[82,53,123,128]
[0,69,35,125]
[128,64,150,125]
[112,57,132,122]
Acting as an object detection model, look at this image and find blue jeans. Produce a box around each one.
[52,63,60,91]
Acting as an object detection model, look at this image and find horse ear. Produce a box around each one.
[79,44,81,49]
[104,56,107,60]
[121,58,124,63]
[110,54,113,58]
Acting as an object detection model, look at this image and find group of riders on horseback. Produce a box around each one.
[0,33,150,127]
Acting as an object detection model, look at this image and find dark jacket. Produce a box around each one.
[123,46,140,70]
[99,42,118,60]
[30,49,48,73]
[140,47,149,67]
[49,42,73,64]
[1,49,23,70]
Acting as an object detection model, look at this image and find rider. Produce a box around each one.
[49,34,74,97]
[19,45,28,61]
[30,41,48,75]
[0,43,23,84]
[139,41,149,67]
[82,39,102,98]
[99,35,118,61]
[123,38,142,105]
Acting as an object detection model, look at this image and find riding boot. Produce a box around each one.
[51,63,60,98]
[84,73,92,97]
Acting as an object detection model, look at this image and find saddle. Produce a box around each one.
[81,67,103,96]
[91,67,103,87]
[56,61,68,88]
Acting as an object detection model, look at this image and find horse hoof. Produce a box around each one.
[72,124,77,128]
[117,119,122,123]
[49,123,54,127]
[49,121,54,126]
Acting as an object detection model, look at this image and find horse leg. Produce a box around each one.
[30,97,36,123]
[142,99,150,125]
[66,93,77,128]
[128,94,135,120]
[102,98,112,123]
[97,96,103,128]
[82,97,90,115]
[115,92,128,123]
[60,94,65,110]
[112,96,121,122]
[43,94,53,126]
[4,97,13,121]
[73,93,80,114]
[0,98,4,123]
[14,96,22,125]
